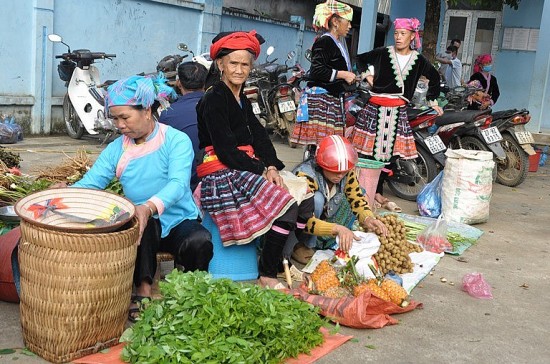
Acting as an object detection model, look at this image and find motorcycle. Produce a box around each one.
[156,43,212,90]
[48,33,117,140]
[488,108,535,187]
[252,46,304,146]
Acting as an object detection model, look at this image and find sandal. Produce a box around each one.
[258,277,287,291]
[291,243,315,265]
[381,201,402,213]
[277,264,304,282]
[128,295,150,323]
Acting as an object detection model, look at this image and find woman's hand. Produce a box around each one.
[265,167,284,187]
[337,70,357,85]
[135,203,153,245]
[432,105,444,116]
[332,224,360,253]
[362,216,388,236]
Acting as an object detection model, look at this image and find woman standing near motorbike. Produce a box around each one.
[469,54,500,108]
[348,18,443,211]
[289,0,356,147]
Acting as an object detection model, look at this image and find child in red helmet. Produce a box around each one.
[290,135,387,263]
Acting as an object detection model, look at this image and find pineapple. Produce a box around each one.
[311,260,340,293]
[366,279,391,302]
[380,279,410,307]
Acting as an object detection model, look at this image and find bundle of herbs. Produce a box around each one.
[121,270,326,364]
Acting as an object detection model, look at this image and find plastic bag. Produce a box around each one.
[462,272,493,299]
[417,170,443,218]
[416,216,453,253]
[0,123,17,144]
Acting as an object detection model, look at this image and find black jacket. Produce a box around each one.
[196,80,284,175]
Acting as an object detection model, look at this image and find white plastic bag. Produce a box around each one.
[441,149,494,224]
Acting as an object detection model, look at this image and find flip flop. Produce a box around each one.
[128,295,150,323]
[381,201,402,213]
[277,264,304,282]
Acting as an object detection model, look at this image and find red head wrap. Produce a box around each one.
[210,30,261,60]
[473,54,492,73]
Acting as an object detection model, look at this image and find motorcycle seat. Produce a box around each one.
[490,109,522,120]
[435,109,490,126]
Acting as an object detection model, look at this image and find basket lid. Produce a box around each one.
[15,188,135,233]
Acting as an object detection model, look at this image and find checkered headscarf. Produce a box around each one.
[313,0,353,31]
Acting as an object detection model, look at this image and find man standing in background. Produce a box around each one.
[436,45,462,89]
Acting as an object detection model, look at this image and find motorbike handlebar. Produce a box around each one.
[104,54,117,58]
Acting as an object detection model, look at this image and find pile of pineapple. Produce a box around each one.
[309,257,410,307]
[372,214,423,275]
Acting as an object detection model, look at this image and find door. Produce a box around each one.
[441,10,502,81]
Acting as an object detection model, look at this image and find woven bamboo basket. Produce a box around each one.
[18,217,139,363]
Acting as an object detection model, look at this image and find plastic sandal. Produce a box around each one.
[128,295,150,323]
[381,201,402,213]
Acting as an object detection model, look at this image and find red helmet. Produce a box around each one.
[316,135,358,172]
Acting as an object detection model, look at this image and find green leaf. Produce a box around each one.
[0,349,16,355]
[365,344,377,350]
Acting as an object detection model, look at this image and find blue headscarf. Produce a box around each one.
[105,73,176,113]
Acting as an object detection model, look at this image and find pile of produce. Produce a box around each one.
[371,214,422,275]
[121,270,326,364]
[0,161,52,205]
[35,149,93,183]
[309,256,410,307]
[0,147,21,168]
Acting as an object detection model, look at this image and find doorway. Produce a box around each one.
[441,9,502,80]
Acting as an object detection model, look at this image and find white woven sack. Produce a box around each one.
[441,149,495,224]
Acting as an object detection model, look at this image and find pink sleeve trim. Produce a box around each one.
[149,196,165,215]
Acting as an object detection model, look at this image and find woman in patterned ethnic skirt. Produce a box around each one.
[349,18,443,211]
[289,0,356,147]
[197,31,312,289]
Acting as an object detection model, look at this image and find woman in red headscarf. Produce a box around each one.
[348,17,443,211]
[469,54,500,107]
[196,31,313,289]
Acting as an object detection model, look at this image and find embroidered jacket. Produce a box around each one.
[197,80,285,175]
[356,46,441,102]
[469,72,500,104]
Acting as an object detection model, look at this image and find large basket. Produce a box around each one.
[18,217,139,363]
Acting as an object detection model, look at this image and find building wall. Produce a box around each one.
[497,0,543,114]
[0,0,316,135]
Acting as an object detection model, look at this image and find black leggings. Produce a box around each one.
[134,218,213,287]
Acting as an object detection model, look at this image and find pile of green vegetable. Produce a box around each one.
[120,271,326,364]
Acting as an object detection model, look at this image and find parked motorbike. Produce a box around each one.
[156,43,212,90]
[488,108,535,186]
[48,33,117,140]
[252,46,304,146]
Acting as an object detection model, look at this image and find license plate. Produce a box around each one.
[424,135,446,154]
[515,130,534,144]
[481,127,503,144]
[278,99,296,113]
[251,102,261,115]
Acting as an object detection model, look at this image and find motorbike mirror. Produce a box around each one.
[304,49,312,62]
[178,43,189,52]
[48,34,62,43]
[48,33,71,52]
[266,46,275,56]
[287,51,295,60]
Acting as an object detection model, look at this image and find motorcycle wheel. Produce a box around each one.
[454,136,497,181]
[495,133,529,187]
[63,94,85,139]
[386,146,438,201]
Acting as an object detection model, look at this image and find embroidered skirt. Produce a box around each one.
[200,169,295,246]
[290,93,345,145]
[348,102,418,161]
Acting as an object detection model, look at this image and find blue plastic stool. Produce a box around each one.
[202,211,259,281]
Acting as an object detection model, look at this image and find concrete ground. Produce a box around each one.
[1,134,549,363]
